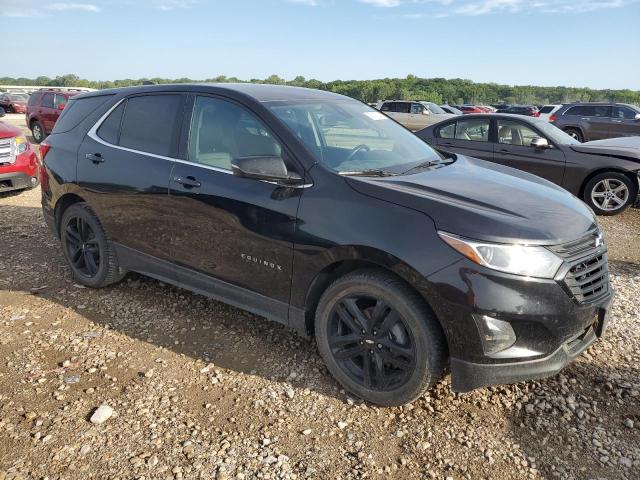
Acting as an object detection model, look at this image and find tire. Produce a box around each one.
[315,269,447,406]
[60,203,126,287]
[583,172,637,216]
[564,127,583,143]
[31,121,45,144]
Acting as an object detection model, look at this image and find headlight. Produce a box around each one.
[14,136,29,155]
[438,231,563,279]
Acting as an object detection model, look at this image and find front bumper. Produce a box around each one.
[425,254,613,392]
[450,295,611,392]
[0,170,38,192]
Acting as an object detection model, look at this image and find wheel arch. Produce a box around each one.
[54,192,88,237]
[579,167,639,201]
[299,251,448,350]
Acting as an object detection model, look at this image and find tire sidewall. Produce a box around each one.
[60,204,111,287]
[32,122,44,143]
[565,127,583,142]
[315,275,439,406]
[584,173,635,216]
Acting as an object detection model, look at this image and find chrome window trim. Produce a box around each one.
[86,97,312,187]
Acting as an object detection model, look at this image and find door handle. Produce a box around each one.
[174,176,201,188]
[85,152,104,164]
[581,117,591,121]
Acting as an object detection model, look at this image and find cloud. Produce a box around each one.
[360,0,402,6]
[288,0,321,5]
[46,3,101,12]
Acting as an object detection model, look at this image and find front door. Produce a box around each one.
[493,118,565,185]
[437,116,494,162]
[77,93,184,263]
[167,95,302,313]
[611,105,640,137]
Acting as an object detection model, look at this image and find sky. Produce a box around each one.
[1,0,639,90]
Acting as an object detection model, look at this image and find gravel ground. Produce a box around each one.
[0,119,638,479]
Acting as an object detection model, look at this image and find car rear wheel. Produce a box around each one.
[31,121,45,143]
[315,269,447,406]
[564,127,583,142]
[584,172,636,216]
[60,203,126,287]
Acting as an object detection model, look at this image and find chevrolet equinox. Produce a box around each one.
[41,84,612,406]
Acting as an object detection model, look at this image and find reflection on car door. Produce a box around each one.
[493,119,565,185]
[78,93,184,266]
[166,95,303,322]
[436,117,494,162]
[611,106,640,137]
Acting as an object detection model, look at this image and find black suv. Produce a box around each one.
[552,102,640,142]
[41,84,612,406]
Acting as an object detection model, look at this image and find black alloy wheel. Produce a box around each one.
[327,295,416,391]
[64,215,101,277]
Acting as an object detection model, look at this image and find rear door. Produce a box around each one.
[611,105,640,137]
[568,105,611,140]
[77,93,184,264]
[493,118,565,184]
[40,93,57,132]
[436,116,494,162]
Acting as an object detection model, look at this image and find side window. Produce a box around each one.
[119,95,182,157]
[28,93,39,106]
[497,120,542,146]
[97,101,126,144]
[397,102,411,113]
[613,106,636,119]
[380,102,393,112]
[410,103,424,114]
[53,94,115,135]
[188,96,282,171]
[455,118,490,142]
[438,123,455,139]
[41,93,54,108]
[593,105,611,117]
[54,94,68,109]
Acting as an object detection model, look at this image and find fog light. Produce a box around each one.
[473,315,516,354]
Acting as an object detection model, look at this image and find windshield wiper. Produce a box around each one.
[339,169,398,177]
[400,159,452,175]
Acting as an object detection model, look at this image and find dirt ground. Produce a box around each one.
[0,115,638,479]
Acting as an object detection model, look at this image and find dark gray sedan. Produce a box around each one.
[416,114,640,215]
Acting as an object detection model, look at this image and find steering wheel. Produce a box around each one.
[344,144,371,163]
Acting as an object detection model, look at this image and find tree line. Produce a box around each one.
[2,74,639,106]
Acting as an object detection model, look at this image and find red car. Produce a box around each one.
[0,93,29,114]
[0,120,39,192]
[26,89,82,143]
[459,105,487,114]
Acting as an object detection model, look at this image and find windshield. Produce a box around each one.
[421,102,446,114]
[267,100,445,175]
[9,94,28,102]
[536,121,581,145]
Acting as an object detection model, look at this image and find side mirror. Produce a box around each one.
[531,137,550,149]
[57,103,66,111]
[634,113,640,121]
[232,156,303,186]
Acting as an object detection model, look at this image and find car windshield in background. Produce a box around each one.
[10,94,28,102]
[535,120,581,145]
[422,102,446,114]
[267,100,445,175]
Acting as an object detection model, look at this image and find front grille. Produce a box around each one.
[550,230,610,304]
[0,138,15,165]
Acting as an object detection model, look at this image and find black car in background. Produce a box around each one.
[551,102,640,142]
[417,114,640,215]
[496,105,539,116]
[41,84,612,406]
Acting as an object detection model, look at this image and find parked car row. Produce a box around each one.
[376,100,456,130]
[0,110,40,193]
[40,83,614,406]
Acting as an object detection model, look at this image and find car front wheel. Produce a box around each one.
[584,172,636,216]
[315,270,447,406]
[564,127,583,142]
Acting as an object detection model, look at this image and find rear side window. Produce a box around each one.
[54,94,68,109]
[118,95,182,157]
[380,102,393,112]
[455,118,490,142]
[564,105,611,117]
[41,93,54,108]
[437,123,456,138]
[52,94,115,134]
[96,101,125,143]
[539,105,555,113]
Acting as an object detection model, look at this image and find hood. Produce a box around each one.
[0,121,21,139]
[570,137,640,161]
[346,155,597,245]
